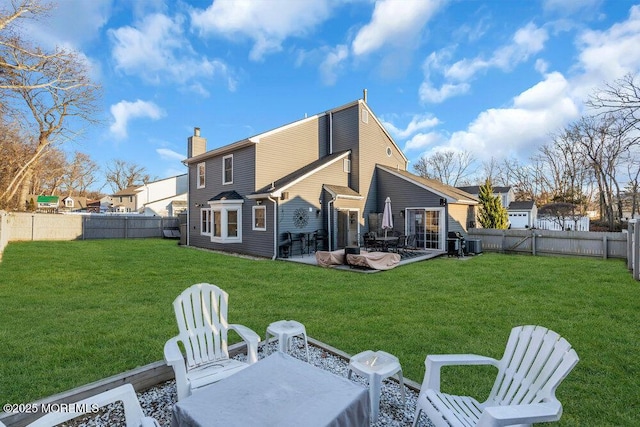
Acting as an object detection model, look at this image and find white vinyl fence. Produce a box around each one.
[535,216,590,231]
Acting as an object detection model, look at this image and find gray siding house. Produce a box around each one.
[184,97,478,259]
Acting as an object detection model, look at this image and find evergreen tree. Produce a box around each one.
[478,179,509,229]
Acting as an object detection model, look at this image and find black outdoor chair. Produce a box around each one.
[283,231,305,257]
[314,229,329,252]
[363,232,381,252]
[395,235,408,254]
[405,234,417,250]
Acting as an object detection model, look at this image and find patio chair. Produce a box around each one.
[406,234,417,250]
[27,384,159,427]
[314,229,329,252]
[164,283,260,401]
[284,231,305,256]
[363,232,381,251]
[396,235,410,255]
[412,325,579,427]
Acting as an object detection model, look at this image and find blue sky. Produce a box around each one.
[10,0,640,191]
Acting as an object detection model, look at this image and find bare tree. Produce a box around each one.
[412,149,476,186]
[105,159,152,193]
[0,0,101,209]
[61,151,100,196]
[588,73,640,134]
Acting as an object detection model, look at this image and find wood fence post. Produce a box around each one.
[602,235,608,259]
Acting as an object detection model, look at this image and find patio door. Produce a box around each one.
[337,209,359,249]
[406,208,445,250]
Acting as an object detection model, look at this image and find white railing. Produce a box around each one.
[535,216,590,231]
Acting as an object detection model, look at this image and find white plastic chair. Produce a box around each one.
[27,383,159,427]
[164,283,260,401]
[413,325,579,427]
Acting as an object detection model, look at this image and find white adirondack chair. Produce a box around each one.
[27,384,159,427]
[413,325,579,427]
[164,283,260,401]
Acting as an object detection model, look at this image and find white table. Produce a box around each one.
[171,352,370,427]
[347,350,405,423]
[265,319,310,361]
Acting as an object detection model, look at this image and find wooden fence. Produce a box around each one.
[467,228,627,259]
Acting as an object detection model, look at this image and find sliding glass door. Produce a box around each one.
[406,208,445,250]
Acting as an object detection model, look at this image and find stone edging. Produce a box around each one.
[0,337,421,427]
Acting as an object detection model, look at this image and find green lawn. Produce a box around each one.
[1,239,638,426]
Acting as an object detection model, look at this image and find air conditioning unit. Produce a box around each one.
[467,239,483,255]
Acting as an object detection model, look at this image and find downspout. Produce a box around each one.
[268,196,278,260]
[327,196,337,251]
[186,164,190,246]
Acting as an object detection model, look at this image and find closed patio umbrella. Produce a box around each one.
[382,196,393,237]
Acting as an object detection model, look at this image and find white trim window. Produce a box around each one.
[223,155,233,185]
[201,208,212,236]
[197,162,206,188]
[210,201,243,243]
[253,206,266,231]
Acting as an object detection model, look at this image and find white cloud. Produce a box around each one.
[444,72,579,162]
[382,114,441,139]
[421,22,549,103]
[190,0,332,61]
[319,45,349,86]
[351,0,444,56]
[571,4,640,99]
[156,148,186,162]
[110,100,165,139]
[419,81,470,103]
[404,131,445,151]
[109,13,236,90]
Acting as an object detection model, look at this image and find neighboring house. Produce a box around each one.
[59,195,88,213]
[507,200,537,229]
[184,97,478,259]
[457,185,515,209]
[108,174,187,216]
[33,195,59,213]
[87,197,111,213]
[457,185,538,229]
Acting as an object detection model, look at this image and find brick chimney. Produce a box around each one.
[188,127,207,158]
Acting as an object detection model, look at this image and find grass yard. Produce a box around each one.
[0,239,638,426]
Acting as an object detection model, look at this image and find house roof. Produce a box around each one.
[457,185,512,195]
[377,165,478,204]
[209,190,244,202]
[248,151,350,199]
[323,184,363,199]
[37,195,59,203]
[111,186,140,196]
[509,200,536,210]
[185,98,408,166]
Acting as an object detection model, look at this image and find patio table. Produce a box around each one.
[171,351,370,427]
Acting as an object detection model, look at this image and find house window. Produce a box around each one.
[343,159,351,173]
[209,201,243,243]
[65,199,74,208]
[223,155,233,185]
[201,208,211,235]
[197,162,206,188]
[253,206,266,231]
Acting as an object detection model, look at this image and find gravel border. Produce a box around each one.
[70,338,434,426]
